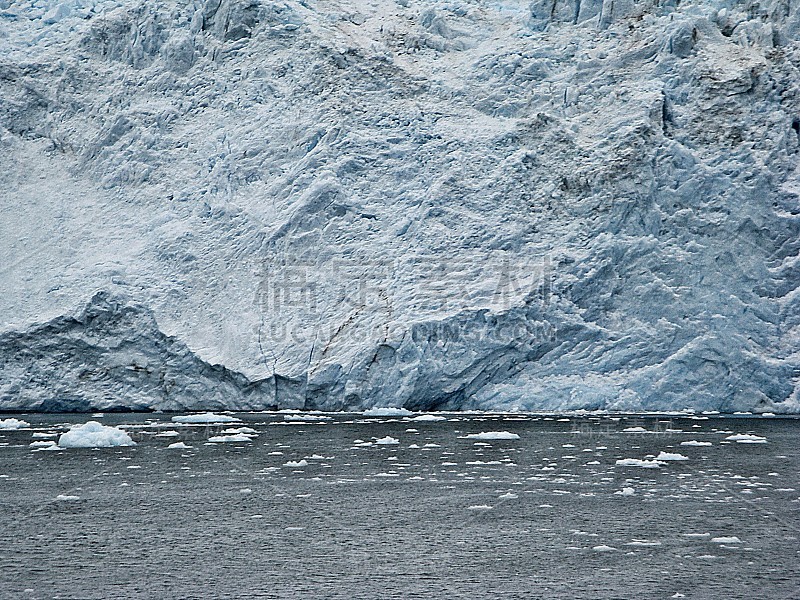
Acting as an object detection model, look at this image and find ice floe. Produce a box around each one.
[615,458,663,468]
[725,434,767,444]
[462,432,520,441]
[171,413,240,424]
[363,407,413,417]
[655,452,689,461]
[58,421,135,448]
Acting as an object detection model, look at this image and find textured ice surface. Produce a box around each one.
[1,0,799,412]
[171,413,241,424]
[57,421,136,448]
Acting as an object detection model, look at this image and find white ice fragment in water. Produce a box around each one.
[625,540,661,547]
[614,487,635,496]
[498,492,518,499]
[363,407,413,417]
[467,505,493,510]
[172,413,240,424]
[167,442,192,449]
[655,451,689,461]
[31,432,57,438]
[681,533,710,538]
[592,545,617,552]
[221,427,257,435]
[725,434,767,444]
[58,421,135,448]
[155,430,181,437]
[239,488,252,494]
[30,440,57,448]
[283,414,331,421]
[711,536,742,544]
[375,436,400,445]
[615,458,663,468]
[0,418,30,430]
[463,432,520,440]
[208,434,254,443]
[283,460,308,468]
[55,494,80,501]
[680,440,712,446]
[411,414,447,421]
[622,427,648,433]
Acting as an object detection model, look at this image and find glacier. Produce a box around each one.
[0,0,799,412]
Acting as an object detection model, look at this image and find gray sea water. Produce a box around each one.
[0,413,798,599]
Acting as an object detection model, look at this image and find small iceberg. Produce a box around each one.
[167,442,192,449]
[363,407,413,417]
[208,433,254,443]
[58,421,135,448]
[725,434,767,444]
[615,458,663,468]
[375,436,400,445]
[462,432,520,441]
[655,451,689,461]
[0,418,30,430]
[172,413,241,424]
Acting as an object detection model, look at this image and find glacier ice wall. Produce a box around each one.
[0,0,798,412]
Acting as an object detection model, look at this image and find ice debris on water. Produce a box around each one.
[172,413,240,424]
[615,459,663,468]
[462,432,520,441]
[655,451,689,461]
[725,434,767,444]
[58,421,135,448]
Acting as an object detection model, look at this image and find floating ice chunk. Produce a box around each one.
[58,421,135,448]
[592,545,617,552]
[681,533,710,538]
[725,434,767,444]
[0,418,29,430]
[31,432,57,438]
[167,442,192,449]
[408,444,421,449]
[711,536,742,544]
[221,427,257,435]
[239,488,252,494]
[155,430,181,437]
[172,413,240,424]
[615,487,635,496]
[463,432,520,440]
[680,440,712,446]
[467,505,493,510]
[55,494,80,501]
[655,452,689,461]
[625,540,661,547]
[283,460,308,468]
[615,458,663,468]
[30,440,57,448]
[622,427,648,433]
[283,414,331,421]
[411,414,447,421]
[363,407,413,417]
[208,433,254,443]
[375,436,400,445]
[498,492,518,499]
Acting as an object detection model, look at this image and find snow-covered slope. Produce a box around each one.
[1,0,799,412]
